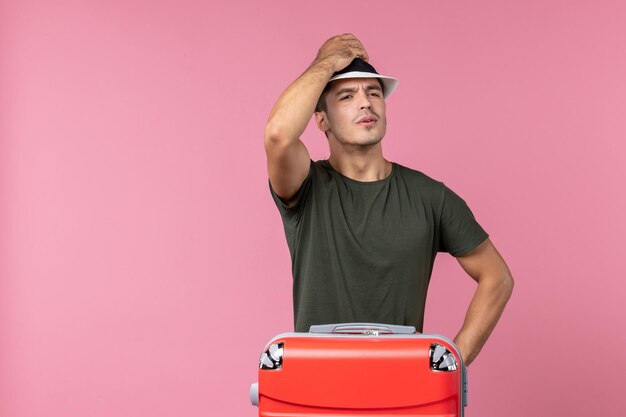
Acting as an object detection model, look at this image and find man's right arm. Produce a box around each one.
[264,34,369,203]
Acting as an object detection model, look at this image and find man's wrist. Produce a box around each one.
[453,334,473,366]
[309,56,338,78]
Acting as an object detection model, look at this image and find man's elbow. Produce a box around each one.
[264,121,294,150]
[480,266,514,302]
[264,123,281,149]
[498,269,514,302]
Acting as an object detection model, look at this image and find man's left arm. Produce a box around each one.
[453,238,514,366]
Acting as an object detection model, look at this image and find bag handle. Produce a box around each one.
[308,322,416,335]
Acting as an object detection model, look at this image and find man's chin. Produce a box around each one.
[329,131,385,147]
[355,134,385,146]
[344,139,384,149]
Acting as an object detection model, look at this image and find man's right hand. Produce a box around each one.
[313,33,370,74]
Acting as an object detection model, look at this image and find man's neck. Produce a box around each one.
[328,146,392,182]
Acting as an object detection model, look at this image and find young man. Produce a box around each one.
[265,34,513,366]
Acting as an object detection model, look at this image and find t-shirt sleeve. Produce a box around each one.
[437,184,489,256]
[268,160,314,220]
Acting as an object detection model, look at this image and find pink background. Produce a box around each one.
[2,1,625,416]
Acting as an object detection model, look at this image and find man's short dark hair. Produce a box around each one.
[315,82,333,113]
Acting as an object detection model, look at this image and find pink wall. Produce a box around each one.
[2,0,625,416]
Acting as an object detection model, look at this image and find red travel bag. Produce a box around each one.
[250,323,468,416]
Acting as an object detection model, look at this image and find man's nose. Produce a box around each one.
[358,91,372,110]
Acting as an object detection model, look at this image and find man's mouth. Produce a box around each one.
[356,115,378,125]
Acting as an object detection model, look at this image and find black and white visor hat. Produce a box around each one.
[327,57,399,98]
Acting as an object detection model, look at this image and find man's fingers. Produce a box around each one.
[315,33,370,70]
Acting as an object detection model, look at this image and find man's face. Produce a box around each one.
[315,77,387,147]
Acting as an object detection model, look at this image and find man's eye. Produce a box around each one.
[369,92,380,97]
[340,95,352,100]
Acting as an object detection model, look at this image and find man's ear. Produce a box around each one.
[315,111,328,133]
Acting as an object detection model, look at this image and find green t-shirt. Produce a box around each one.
[270,160,488,332]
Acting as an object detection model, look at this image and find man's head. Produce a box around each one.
[314,58,399,147]
[315,57,398,112]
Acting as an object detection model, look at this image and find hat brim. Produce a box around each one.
[327,71,399,99]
